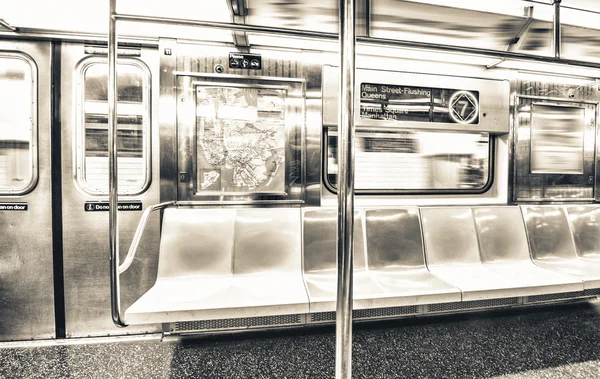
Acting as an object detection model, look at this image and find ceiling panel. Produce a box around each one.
[371,0,530,52]
[1,0,233,42]
[246,0,339,33]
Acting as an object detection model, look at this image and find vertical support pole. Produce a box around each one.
[336,0,355,377]
[108,0,124,326]
[553,0,561,59]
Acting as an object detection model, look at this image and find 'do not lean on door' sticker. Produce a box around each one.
[449,90,479,124]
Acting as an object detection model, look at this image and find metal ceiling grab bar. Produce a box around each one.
[336,0,356,377]
[108,0,125,327]
[553,0,561,58]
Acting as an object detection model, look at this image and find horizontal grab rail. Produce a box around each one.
[118,201,176,274]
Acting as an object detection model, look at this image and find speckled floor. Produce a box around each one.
[1,301,600,378]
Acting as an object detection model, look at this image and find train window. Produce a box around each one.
[325,130,491,194]
[76,58,150,195]
[0,54,37,195]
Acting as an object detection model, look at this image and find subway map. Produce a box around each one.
[196,86,286,193]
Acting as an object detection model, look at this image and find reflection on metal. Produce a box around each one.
[124,208,309,324]
[0,53,38,196]
[522,206,600,290]
[0,19,17,32]
[112,12,600,73]
[567,206,600,259]
[486,5,535,67]
[108,0,125,327]
[336,0,355,377]
[118,201,176,274]
[421,207,583,301]
[176,73,305,203]
[553,0,562,58]
[228,0,249,47]
[514,74,597,202]
[530,104,584,175]
[325,130,491,192]
[322,65,510,134]
[302,208,460,312]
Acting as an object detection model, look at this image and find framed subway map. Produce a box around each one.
[195,84,287,195]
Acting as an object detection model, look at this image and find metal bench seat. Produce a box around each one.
[303,208,460,313]
[125,208,309,325]
[523,206,600,291]
[421,207,582,301]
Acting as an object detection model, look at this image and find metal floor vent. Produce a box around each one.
[353,305,420,319]
[310,305,421,323]
[524,291,585,304]
[173,314,303,332]
[584,288,600,297]
[310,312,336,323]
[428,297,519,313]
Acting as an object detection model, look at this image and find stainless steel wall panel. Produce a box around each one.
[171,43,321,206]
[159,39,178,204]
[0,40,55,341]
[60,43,161,337]
[514,74,598,201]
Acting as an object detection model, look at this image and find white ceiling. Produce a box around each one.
[1,0,232,40]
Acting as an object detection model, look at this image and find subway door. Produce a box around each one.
[0,40,55,340]
[60,43,161,337]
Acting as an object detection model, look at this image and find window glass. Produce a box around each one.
[77,60,150,195]
[0,55,36,194]
[326,130,490,192]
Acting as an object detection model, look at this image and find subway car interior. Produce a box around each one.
[2,0,600,377]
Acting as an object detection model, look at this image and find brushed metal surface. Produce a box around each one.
[364,208,424,269]
[422,207,582,300]
[302,208,460,312]
[61,42,161,337]
[521,206,600,290]
[0,40,55,341]
[473,207,531,263]
[159,39,178,204]
[364,208,461,303]
[322,65,510,134]
[125,208,309,324]
[421,207,481,266]
[171,42,321,205]
[514,75,597,201]
[522,206,578,262]
[303,209,379,312]
[233,208,302,274]
[157,208,235,278]
[473,206,582,292]
[567,205,600,259]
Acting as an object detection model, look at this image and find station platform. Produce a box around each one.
[2,300,600,378]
